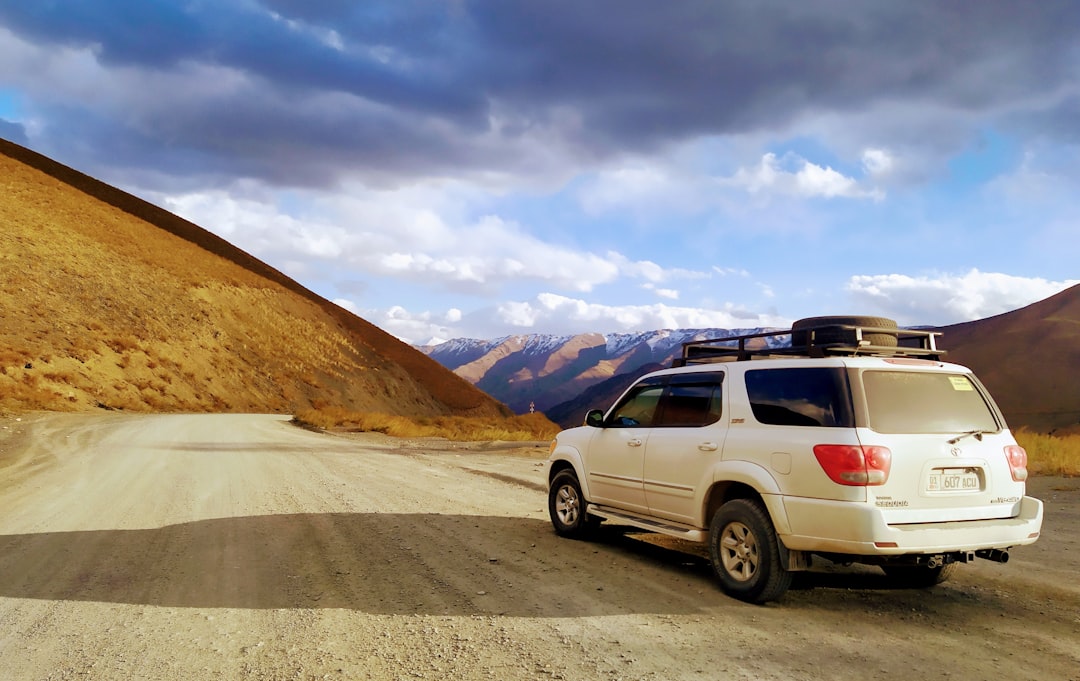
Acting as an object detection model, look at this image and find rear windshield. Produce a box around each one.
[862,370,999,434]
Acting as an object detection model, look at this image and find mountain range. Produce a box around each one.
[420,328,779,413]
[420,286,1080,434]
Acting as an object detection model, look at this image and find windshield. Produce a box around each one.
[862,370,999,434]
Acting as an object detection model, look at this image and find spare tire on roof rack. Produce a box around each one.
[790,315,898,349]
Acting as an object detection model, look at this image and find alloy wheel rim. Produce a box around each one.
[720,521,759,582]
[555,484,580,526]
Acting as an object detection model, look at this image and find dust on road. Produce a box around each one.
[1,412,1077,680]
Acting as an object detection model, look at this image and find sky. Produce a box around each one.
[1,1,1078,345]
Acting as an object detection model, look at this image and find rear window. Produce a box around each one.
[745,367,854,428]
[862,370,999,434]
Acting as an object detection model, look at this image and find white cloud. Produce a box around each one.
[348,293,792,345]
[351,270,1079,345]
[578,144,886,222]
[641,282,680,299]
[339,302,467,345]
[161,186,716,297]
[578,160,707,216]
[725,152,884,200]
[495,293,789,335]
[985,144,1080,202]
[846,270,1079,325]
[861,148,894,176]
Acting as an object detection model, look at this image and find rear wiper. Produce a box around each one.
[948,430,990,444]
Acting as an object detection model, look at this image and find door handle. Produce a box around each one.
[698,442,719,451]
[627,438,643,447]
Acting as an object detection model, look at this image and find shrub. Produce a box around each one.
[1015,429,1080,477]
[292,408,560,442]
[106,334,141,354]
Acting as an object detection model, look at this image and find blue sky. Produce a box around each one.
[1,1,1077,344]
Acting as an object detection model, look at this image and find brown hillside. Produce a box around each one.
[941,283,1080,434]
[0,137,509,418]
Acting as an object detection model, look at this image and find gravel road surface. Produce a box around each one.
[1,412,1077,680]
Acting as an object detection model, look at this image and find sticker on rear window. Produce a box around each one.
[948,376,974,391]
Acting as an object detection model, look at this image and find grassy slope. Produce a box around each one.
[0,138,510,418]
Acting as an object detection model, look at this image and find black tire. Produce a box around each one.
[548,470,598,539]
[881,562,958,588]
[708,499,792,604]
[791,315,898,349]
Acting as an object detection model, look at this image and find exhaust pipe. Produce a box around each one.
[976,549,1010,563]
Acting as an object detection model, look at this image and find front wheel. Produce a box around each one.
[709,499,792,604]
[548,471,598,539]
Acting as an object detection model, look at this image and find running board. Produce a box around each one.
[589,505,708,543]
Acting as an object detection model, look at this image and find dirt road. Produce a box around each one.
[1,413,1077,680]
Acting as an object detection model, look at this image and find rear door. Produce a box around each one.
[643,371,727,525]
[856,367,1026,522]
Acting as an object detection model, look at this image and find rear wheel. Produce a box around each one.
[548,471,598,539]
[709,499,791,603]
[881,563,958,588]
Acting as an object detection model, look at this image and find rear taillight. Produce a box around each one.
[813,444,892,486]
[1004,445,1028,482]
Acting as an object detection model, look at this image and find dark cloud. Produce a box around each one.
[2,0,1077,188]
[0,1,484,116]
[471,1,1079,145]
[0,0,201,67]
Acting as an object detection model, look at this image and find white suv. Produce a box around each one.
[544,317,1044,603]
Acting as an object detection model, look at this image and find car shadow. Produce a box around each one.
[0,513,730,616]
[0,513,1016,616]
[590,525,1019,612]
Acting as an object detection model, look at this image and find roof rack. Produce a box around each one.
[674,322,944,366]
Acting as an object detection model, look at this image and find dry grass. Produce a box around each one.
[0,139,508,419]
[1015,429,1080,478]
[293,408,561,442]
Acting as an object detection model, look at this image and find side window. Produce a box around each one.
[607,382,664,427]
[745,367,853,428]
[655,373,724,427]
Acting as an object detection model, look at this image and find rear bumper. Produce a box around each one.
[778,495,1043,556]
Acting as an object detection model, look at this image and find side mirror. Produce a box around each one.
[584,409,605,428]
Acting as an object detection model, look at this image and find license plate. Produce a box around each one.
[927,469,981,492]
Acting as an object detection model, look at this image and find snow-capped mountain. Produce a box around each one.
[418,328,781,419]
